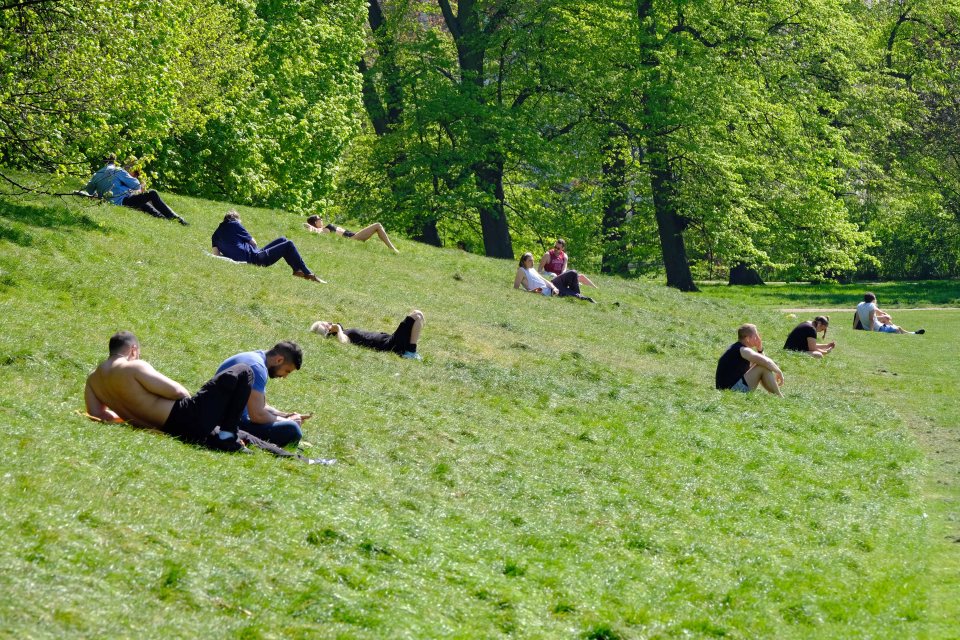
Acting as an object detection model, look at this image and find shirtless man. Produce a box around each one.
[84,331,253,450]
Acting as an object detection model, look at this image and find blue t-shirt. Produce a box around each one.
[211,220,256,262]
[216,350,267,419]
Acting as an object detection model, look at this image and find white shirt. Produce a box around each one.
[523,268,553,296]
[857,301,879,331]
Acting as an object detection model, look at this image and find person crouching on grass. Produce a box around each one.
[716,323,784,397]
[783,316,835,358]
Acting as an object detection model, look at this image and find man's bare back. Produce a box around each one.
[85,355,189,429]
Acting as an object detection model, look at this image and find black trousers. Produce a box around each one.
[163,364,253,445]
[123,190,180,220]
[550,270,582,297]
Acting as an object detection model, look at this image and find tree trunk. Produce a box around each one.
[413,218,442,247]
[441,0,514,258]
[646,138,698,291]
[728,262,764,285]
[636,0,697,292]
[600,137,630,275]
[475,160,514,258]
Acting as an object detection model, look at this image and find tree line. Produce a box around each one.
[3,0,960,288]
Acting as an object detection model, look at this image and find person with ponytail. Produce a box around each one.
[783,316,835,358]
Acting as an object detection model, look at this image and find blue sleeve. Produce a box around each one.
[116,171,141,191]
[251,362,267,394]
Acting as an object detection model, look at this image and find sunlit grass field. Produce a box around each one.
[0,178,956,638]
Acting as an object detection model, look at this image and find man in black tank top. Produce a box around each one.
[715,324,785,397]
[311,311,425,361]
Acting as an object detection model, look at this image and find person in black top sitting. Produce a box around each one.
[310,310,424,360]
[304,215,400,253]
[783,316,834,358]
[715,323,784,397]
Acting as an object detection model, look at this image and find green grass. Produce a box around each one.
[0,176,956,638]
[698,280,960,308]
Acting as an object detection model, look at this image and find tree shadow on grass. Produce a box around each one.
[0,197,104,247]
[699,281,960,307]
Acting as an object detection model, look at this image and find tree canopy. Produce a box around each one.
[3,0,960,284]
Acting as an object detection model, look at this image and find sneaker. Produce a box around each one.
[401,351,422,361]
[177,217,189,226]
[915,328,925,335]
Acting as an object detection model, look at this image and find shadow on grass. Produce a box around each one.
[698,281,960,307]
[0,197,104,247]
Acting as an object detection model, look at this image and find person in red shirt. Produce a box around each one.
[538,238,598,289]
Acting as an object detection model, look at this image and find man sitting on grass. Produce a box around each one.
[215,341,311,448]
[84,331,251,451]
[855,292,925,334]
[311,310,424,361]
[715,323,784,397]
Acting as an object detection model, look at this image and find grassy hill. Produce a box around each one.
[0,179,956,638]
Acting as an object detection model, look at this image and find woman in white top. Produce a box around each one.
[513,253,595,303]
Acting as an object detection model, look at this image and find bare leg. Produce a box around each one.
[577,273,599,288]
[808,351,824,359]
[408,310,424,344]
[744,365,784,397]
[758,369,784,397]
[352,222,399,253]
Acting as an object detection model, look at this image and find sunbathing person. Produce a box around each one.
[716,323,784,397]
[305,215,399,253]
[855,292,924,334]
[212,210,325,283]
[784,316,835,358]
[84,331,252,451]
[514,252,595,302]
[311,310,424,360]
[539,238,597,288]
[80,154,188,225]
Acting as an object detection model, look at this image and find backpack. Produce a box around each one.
[853,310,865,330]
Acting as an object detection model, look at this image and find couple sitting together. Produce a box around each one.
[84,313,425,452]
[513,239,598,303]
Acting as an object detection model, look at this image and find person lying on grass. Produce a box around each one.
[715,323,784,397]
[311,310,424,361]
[539,238,598,289]
[211,210,325,283]
[855,292,925,334]
[84,331,253,451]
[514,252,596,303]
[304,215,400,253]
[78,153,188,225]
[215,341,311,448]
[783,315,835,358]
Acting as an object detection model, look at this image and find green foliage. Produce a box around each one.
[155,0,367,212]
[0,0,250,172]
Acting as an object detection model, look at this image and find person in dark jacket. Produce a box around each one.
[211,210,325,283]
